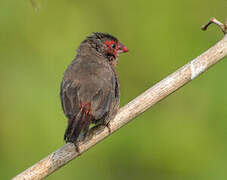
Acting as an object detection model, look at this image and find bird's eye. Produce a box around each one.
[111,43,116,49]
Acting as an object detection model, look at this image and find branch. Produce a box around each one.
[12,19,227,180]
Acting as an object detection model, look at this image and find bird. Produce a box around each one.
[60,32,128,146]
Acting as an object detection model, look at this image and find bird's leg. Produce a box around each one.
[96,119,112,134]
[71,141,80,153]
[105,122,112,134]
[88,120,112,136]
[202,17,227,34]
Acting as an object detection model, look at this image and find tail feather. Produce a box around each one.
[64,107,92,144]
[70,108,85,141]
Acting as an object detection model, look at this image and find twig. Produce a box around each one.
[12,19,227,180]
[202,17,227,34]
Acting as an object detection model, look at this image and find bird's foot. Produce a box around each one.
[105,122,112,134]
[73,142,80,153]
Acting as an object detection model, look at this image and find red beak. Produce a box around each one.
[118,43,129,53]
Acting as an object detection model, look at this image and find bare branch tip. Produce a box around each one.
[202,17,227,34]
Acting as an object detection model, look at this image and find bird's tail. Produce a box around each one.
[64,104,92,144]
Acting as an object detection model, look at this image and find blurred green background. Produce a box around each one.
[1,0,227,179]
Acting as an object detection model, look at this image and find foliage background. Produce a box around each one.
[1,0,227,179]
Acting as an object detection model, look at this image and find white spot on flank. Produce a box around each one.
[190,58,207,80]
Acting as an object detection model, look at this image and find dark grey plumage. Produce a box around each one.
[60,32,128,145]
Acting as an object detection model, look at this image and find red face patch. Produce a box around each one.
[104,40,128,58]
[104,40,115,46]
[104,40,119,56]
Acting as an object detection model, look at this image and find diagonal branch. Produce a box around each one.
[12,19,227,180]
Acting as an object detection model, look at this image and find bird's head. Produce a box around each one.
[82,32,128,65]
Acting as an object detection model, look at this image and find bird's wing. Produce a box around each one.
[60,79,80,120]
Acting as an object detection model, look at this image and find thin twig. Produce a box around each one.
[12,21,227,180]
[202,17,227,34]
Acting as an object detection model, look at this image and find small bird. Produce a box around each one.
[60,32,128,145]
